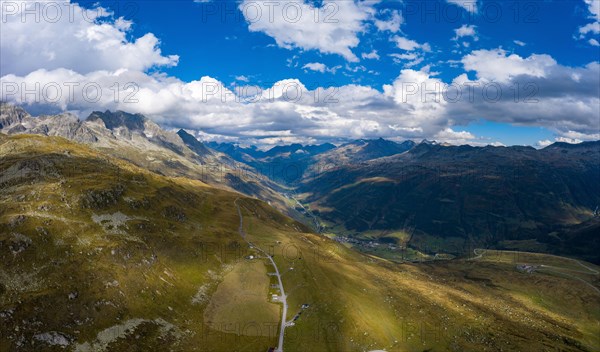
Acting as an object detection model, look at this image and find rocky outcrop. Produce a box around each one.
[0,102,29,129]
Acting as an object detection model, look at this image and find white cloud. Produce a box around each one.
[446,0,478,13]
[302,62,327,73]
[556,136,584,144]
[579,22,600,36]
[389,53,424,67]
[583,0,600,21]
[374,9,403,33]
[390,53,418,61]
[383,67,448,126]
[389,36,430,68]
[235,75,250,82]
[0,1,178,76]
[345,64,367,73]
[302,62,340,74]
[513,40,527,47]
[536,139,553,148]
[3,61,598,144]
[453,25,478,41]
[239,0,375,62]
[362,50,380,60]
[434,128,477,145]
[540,136,598,149]
[392,36,431,52]
[450,57,600,138]
[578,0,600,43]
[559,130,600,141]
[462,48,557,82]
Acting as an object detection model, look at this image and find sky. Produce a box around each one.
[1,0,599,147]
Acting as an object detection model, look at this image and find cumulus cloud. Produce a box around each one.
[578,0,600,45]
[559,130,600,141]
[392,36,431,52]
[454,51,600,137]
[536,139,553,148]
[462,48,557,82]
[374,9,403,33]
[453,25,478,41]
[579,22,600,37]
[538,131,600,148]
[434,128,477,145]
[2,60,598,144]
[583,0,600,21]
[302,62,328,73]
[239,0,375,62]
[446,0,478,13]
[362,50,380,60]
[302,62,340,74]
[383,67,448,130]
[0,1,178,76]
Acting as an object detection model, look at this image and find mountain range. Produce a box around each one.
[2,103,599,263]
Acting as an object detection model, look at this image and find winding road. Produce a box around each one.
[285,193,322,233]
[235,198,288,352]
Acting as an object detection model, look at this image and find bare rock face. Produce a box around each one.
[0,104,97,142]
[0,104,198,161]
[29,113,93,142]
[0,102,30,129]
[87,110,146,131]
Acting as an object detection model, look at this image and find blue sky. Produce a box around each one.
[79,0,599,84]
[1,0,599,147]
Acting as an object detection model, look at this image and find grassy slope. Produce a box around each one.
[0,134,599,352]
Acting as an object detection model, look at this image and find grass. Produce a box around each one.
[203,260,279,337]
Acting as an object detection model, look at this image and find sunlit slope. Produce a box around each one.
[1,134,599,351]
[0,134,285,351]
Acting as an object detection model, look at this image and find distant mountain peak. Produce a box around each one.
[419,139,439,145]
[545,140,600,149]
[87,110,147,131]
[177,129,212,156]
